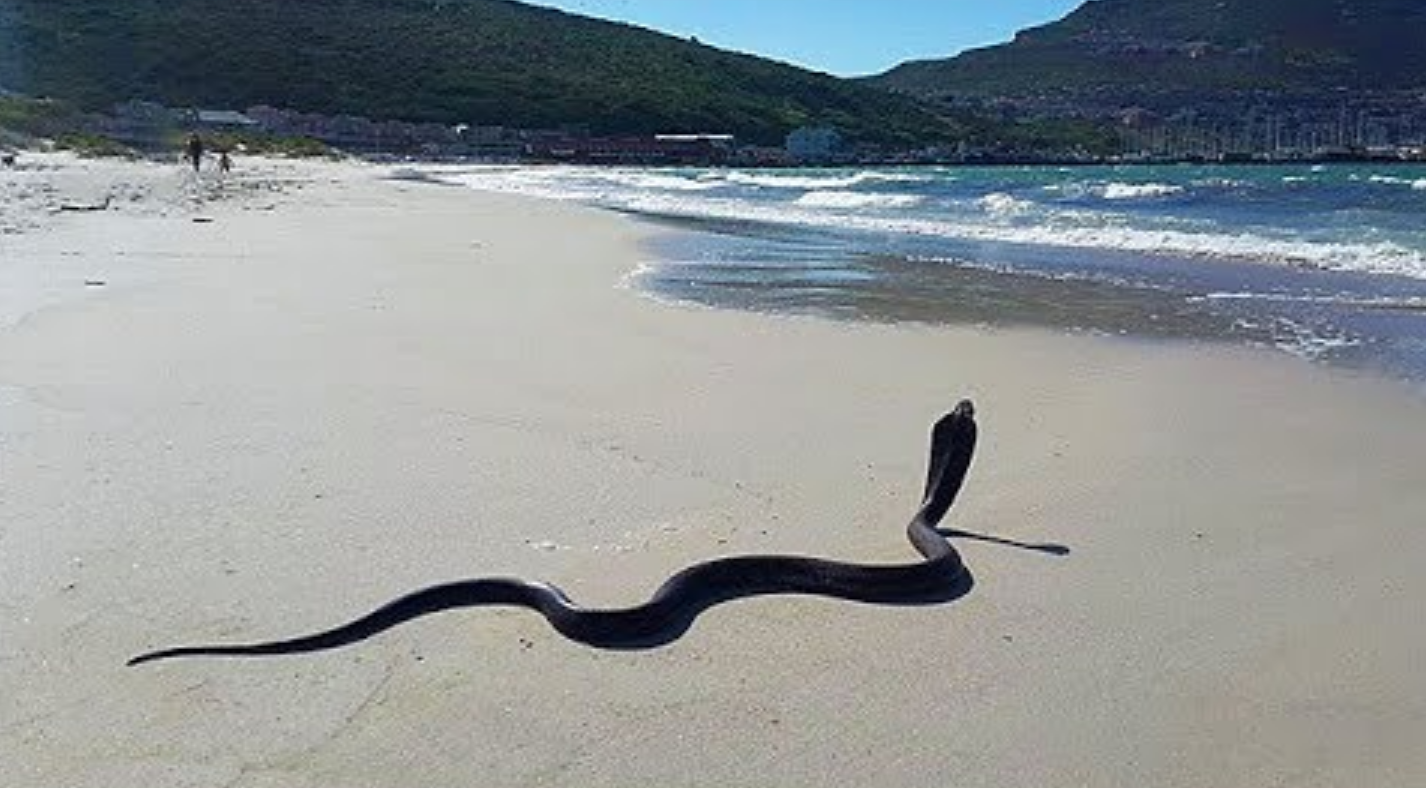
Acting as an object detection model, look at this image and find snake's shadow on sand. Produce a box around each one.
[940,528,1073,557]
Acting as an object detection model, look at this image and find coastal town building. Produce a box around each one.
[525,132,736,165]
[14,94,1426,167]
[785,126,844,163]
[96,100,178,148]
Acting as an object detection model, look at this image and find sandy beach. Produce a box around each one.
[3,154,1425,787]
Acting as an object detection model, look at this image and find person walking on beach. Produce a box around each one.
[184,133,204,173]
[219,150,233,174]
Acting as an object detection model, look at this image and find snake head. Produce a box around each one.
[948,399,975,422]
[923,400,978,524]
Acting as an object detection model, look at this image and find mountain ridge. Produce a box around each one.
[870,0,1426,104]
[0,0,953,147]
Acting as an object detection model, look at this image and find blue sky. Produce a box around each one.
[533,1,1083,77]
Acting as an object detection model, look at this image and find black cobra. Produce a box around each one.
[128,400,979,665]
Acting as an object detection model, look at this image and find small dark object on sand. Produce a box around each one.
[84,280,107,288]
[192,216,215,224]
[1,153,15,167]
[58,196,112,213]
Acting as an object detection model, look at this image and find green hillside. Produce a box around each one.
[0,0,953,146]
[870,0,1426,101]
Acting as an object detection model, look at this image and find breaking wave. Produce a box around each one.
[442,165,1426,282]
[723,170,929,190]
[794,191,923,209]
[1099,182,1184,200]
[976,192,1036,216]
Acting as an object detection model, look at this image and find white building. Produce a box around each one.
[193,109,260,130]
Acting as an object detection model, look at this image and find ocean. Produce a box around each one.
[437,163,1426,386]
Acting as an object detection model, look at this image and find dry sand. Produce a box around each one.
[2,155,1424,787]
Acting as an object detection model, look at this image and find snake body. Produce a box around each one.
[128,400,978,665]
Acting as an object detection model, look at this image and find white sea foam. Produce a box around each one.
[632,192,1426,281]
[725,170,926,190]
[1099,182,1183,200]
[619,172,722,192]
[442,166,720,198]
[1363,174,1426,191]
[976,192,1035,216]
[1268,317,1361,362]
[1040,182,1084,196]
[794,190,922,209]
[1198,292,1426,311]
[1190,177,1245,189]
[449,166,1426,282]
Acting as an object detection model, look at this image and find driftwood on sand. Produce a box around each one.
[55,196,112,213]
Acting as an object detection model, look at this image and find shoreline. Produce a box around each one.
[434,161,1426,389]
[7,154,1423,397]
[3,155,1425,787]
[596,201,1426,397]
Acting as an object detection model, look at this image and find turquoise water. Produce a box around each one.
[448,163,1426,383]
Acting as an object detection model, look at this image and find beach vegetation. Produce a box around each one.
[0,96,87,138]
[53,131,137,158]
